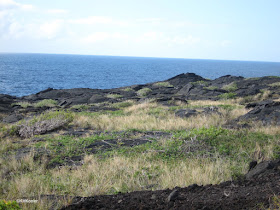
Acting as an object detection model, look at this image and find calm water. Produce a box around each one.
[0,53,280,97]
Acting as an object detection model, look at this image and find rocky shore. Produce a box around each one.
[1,73,280,209]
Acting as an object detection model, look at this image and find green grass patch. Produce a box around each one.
[112,101,134,109]
[34,99,57,108]
[153,82,173,88]
[191,80,209,86]
[218,92,237,99]
[13,102,32,108]
[269,82,280,87]
[204,86,219,91]
[137,88,152,97]
[106,94,123,99]
[222,82,238,92]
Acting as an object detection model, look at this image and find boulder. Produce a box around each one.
[245,160,278,179]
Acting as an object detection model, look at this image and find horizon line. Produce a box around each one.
[0,51,279,63]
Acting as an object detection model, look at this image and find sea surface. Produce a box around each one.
[0,53,280,97]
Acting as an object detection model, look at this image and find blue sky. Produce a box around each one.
[0,0,280,62]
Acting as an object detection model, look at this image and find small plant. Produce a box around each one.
[222,82,238,92]
[34,99,57,107]
[137,88,152,97]
[153,82,173,88]
[218,92,237,99]
[0,200,21,210]
[106,94,123,99]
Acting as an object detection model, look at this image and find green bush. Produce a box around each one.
[137,88,152,97]
[0,200,21,210]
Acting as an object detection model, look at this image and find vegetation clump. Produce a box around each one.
[137,88,152,97]
[153,82,173,87]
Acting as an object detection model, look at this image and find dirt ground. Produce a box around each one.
[62,166,280,210]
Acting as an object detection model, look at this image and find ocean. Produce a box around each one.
[0,53,280,97]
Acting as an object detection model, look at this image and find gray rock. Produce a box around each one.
[2,114,23,123]
[245,161,275,179]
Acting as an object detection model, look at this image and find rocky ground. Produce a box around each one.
[1,73,280,209]
[62,160,280,210]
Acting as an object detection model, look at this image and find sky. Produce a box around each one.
[0,0,280,62]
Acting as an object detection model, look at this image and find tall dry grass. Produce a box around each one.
[73,102,248,131]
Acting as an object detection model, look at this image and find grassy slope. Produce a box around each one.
[0,99,280,209]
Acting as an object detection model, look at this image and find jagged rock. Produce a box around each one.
[167,73,207,88]
[175,106,220,118]
[245,160,278,179]
[2,114,23,123]
[0,94,16,113]
[236,101,280,126]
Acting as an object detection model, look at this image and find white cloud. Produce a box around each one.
[69,16,129,26]
[81,32,129,43]
[169,35,201,45]
[221,40,231,47]
[38,19,65,39]
[47,9,68,14]
[70,16,113,24]
[0,0,34,11]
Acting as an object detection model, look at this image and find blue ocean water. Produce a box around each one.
[0,53,280,97]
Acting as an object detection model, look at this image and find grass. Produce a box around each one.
[137,88,152,97]
[1,98,279,209]
[218,92,237,99]
[14,99,57,108]
[269,82,280,87]
[106,94,123,99]
[222,82,238,92]
[153,82,173,88]
[191,80,209,86]
[204,86,219,91]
